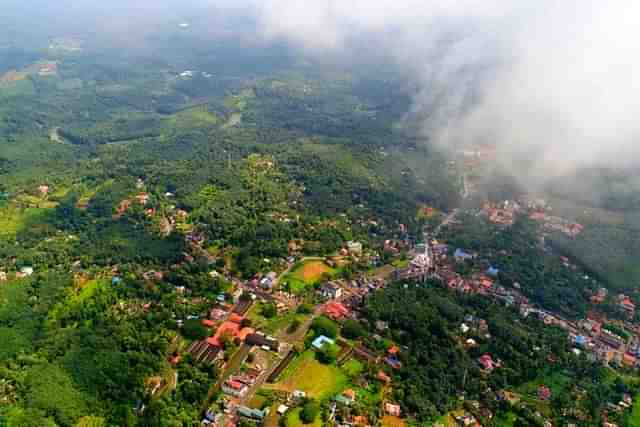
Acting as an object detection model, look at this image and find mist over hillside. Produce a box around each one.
[3,0,640,196]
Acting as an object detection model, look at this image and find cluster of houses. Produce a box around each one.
[483,201,520,227]
[404,223,640,375]
[187,293,282,365]
[480,197,585,239]
[221,369,260,398]
[530,212,585,238]
[0,266,34,282]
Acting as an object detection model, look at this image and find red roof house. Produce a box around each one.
[478,354,498,372]
[324,301,350,320]
[207,321,241,347]
[538,385,551,401]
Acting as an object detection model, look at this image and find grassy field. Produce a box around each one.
[269,350,347,400]
[165,106,220,128]
[341,359,364,378]
[246,302,304,335]
[0,205,49,238]
[381,415,405,427]
[516,371,571,398]
[628,394,640,426]
[281,259,336,294]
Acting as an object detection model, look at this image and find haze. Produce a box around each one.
[3,0,639,183]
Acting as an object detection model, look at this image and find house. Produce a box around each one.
[477,354,499,372]
[454,249,473,262]
[135,193,150,205]
[237,405,268,421]
[384,402,401,417]
[0,271,6,282]
[385,347,402,369]
[210,308,228,320]
[277,405,289,415]
[341,389,356,404]
[486,266,499,277]
[574,335,587,347]
[142,270,163,281]
[292,390,307,399]
[455,413,478,427]
[312,335,335,351]
[20,267,34,276]
[538,385,551,401]
[321,282,343,299]
[187,340,221,364]
[411,253,431,270]
[376,371,391,384]
[222,379,248,397]
[261,272,278,289]
[375,321,389,332]
[623,352,637,368]
[353,346,380,364]
[324,301,350,320]
[347,241,363,256]
[207,321,242,348]
[619,295,636,313]
[245,333,279,352]
[335,394,353,406]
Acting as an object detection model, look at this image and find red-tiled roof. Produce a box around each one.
[324,301,350,319]
[228,313,244,324]
[207,321,241,347]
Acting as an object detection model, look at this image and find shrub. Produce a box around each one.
[311,316,338,339]
[300,401,320,424]
[182,319,209,340]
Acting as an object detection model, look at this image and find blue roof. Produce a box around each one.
[486,267,500,277]
[575,335,587,345]
[312,335,335,350]
[111,276,122,285]
[454,249,472,259]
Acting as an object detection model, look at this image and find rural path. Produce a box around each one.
[433,208,459,236]
[202,344,251,411]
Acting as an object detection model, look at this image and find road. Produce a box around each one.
[433,208,459,236]
[202,344,251,411]
[235,302,326,407]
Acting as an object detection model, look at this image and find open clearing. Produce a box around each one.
[294,260,333,283]
[0,206,49,238]
[382,416,406,427]
[267,351,347,400]
[280,259,337,294]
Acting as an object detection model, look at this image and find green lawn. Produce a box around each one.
[0,206,49,238]
[628,394,640,426]
[271,351,348,400]
[246,302,302,335]
[341,359,364,378]
[280,259,337,294]
[516,371,570,398]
